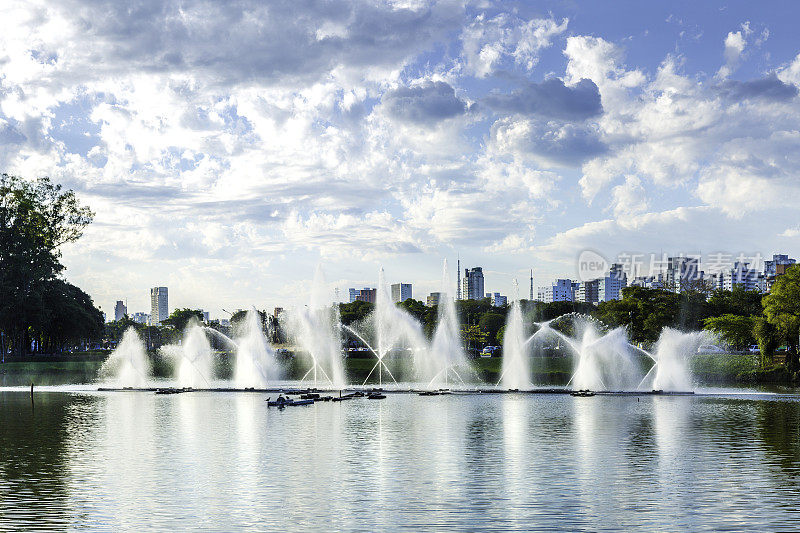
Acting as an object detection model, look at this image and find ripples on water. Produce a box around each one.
[1,390,799,531]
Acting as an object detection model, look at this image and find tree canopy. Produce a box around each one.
[0,174,101,356]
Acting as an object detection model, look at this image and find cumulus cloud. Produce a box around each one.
[1,0,799,311]
[717,23,752,79]
[483,78,602,120]
[716,75,798,102]
[381,81,471,126]
[491,118,607,168]
[461,14,568,76]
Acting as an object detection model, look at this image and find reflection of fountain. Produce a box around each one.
[425,260,469,388]
[234,309,280,388]
[499,299,529,390]
[288,266,346,388]
[100,327,151,387]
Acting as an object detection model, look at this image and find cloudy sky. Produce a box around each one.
[2,0,800,318]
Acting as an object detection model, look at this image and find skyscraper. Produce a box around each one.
[390,283,412,303]
[114,300,127,322]
[461,267,485,300]
[150,287,169,325]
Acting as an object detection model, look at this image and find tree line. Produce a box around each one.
[0,174,104,357]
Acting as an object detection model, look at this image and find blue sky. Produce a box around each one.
[1,0,799,318]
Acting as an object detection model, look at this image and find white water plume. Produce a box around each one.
[234,309,280,388]
[99,327,151,387]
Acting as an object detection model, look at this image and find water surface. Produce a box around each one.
[1,389,799,531]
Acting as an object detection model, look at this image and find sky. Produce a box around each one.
[2,0,800,319]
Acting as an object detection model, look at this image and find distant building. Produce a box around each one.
[461,267,485,300]
[630,275,664,290]
[132,312,149,325]
[538,279,576,303]
[489,293,507,307]
[273,307,284,318]
[114,300,127,322]
[391,283,412,303]
[718,262,763,292]
[666,256,700,293]
[765,254,796,292]
[349,287,376,303]
[598,263,628,302]
[576,279,599,305]
[150,287,169,325]
[347,288,376,303]
[200,310,210,323]
[426,292,442,307]
[764,254,796,277]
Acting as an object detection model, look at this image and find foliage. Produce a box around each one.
[703,314,755,351]
[460,324,488,352]
[338,301,374,326]
[0,174,100,356]
[706,287,763,317]
[162,308,205,331]
[763,265,800,369]
[753,316,780,366]
[479,313,505,345]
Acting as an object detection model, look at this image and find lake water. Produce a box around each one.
[1,387,800,531]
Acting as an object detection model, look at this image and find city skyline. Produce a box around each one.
[108,251,794,321]
[2,1,800,316]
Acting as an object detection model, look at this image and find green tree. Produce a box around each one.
[339,301,374,326]
[763,265,800,370]
[0,174,97,356]
[478,312,505,345]
[706,287,763,317]
[753,316,780,367]
[461,324,488,353]
[703,314,755,351]
[162,308,205,331]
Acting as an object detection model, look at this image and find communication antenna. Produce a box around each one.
[457,255,461,300]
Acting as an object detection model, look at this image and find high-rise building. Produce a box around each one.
[132,312,149,324]
[598,263,628,302]
[576,279,599,304]
[150,287,169,325]
[666,256,700,293]
[426,292,442,307]
[391,283,412,303]
[460,267,485,300]
[764,254,796,277]
[114,300,127,322]
[490,293,507,307]
[348,288,376,303]
[537,279,576,302]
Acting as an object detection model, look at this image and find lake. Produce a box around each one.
[1,387,800,531]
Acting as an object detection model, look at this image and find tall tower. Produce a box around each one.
[457,256,461,300]
[530,269,534,300]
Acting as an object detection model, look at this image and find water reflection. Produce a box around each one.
[1,390,800,530]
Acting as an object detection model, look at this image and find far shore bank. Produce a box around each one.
[2,351,797,388]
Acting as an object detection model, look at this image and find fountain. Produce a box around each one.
[649,328,709,391]
[499,296,529,390]
[367,267,427,386]
[100,327,151,387]
[424,260,469,388]
[161,319,215,388]
[234,309,280,388]
[287,266,346,388]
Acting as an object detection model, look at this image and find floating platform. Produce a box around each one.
[97,387,695,396]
